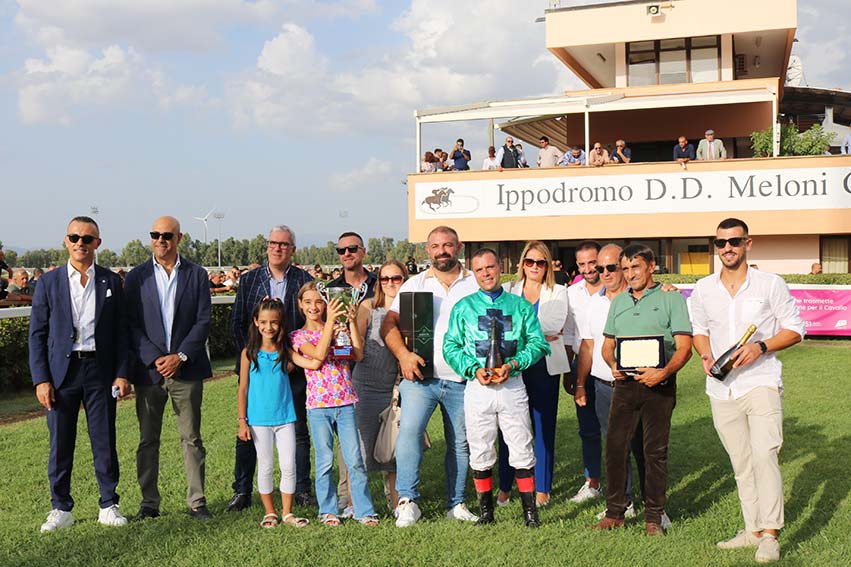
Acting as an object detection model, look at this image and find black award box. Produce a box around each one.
[399,291,434,378]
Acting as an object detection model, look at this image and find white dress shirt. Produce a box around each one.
[690,267,805,400]
[578,288,614,382]
[153,255,181,351]
[390,267,479,382]
[68,261,96,352]
[563,278,593,352]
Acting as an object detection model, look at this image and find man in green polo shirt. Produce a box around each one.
[590,244,692,536]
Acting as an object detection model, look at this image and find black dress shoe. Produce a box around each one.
[225,493,251,512]
[133,507,160,521]
[189,505,212,520]
[294,491,316,507]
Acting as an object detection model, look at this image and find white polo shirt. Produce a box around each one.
[578,287,615,382]
[690,267,805,400]
[390,266,479,383]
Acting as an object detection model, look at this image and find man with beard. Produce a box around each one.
[593,244,692,536]
[226,225,315,511]
[562,241,605,504]
[690,218,803,563]
[381,225,480,527]
[443,248,550,527]
[328,232,377,299]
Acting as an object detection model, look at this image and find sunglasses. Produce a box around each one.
[713,237,748,249]
[336,245,361,255]
[595,264,620,274]
[150,231,175,241]
[67,234,98,244]
[523,258,548,268]
[379,275,404,284]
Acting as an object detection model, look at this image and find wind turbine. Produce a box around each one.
[194,208,214,244]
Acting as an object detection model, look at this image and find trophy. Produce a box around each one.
[316,281,369,360]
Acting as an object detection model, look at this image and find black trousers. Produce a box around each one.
[604,378,676,525]
[232,368,311,494]
[47,358,119,511]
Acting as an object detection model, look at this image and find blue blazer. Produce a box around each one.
[29,265,130,389]
[229,264,314,373]
[124,258,212,385]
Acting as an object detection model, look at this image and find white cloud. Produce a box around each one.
[228,1,583,136]
[795,1,850,90]
[329,157,393,191]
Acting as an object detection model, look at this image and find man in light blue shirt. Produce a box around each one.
[559,146,586,166]
[841,132,851,155]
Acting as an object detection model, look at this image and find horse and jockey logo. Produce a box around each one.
[421,187,454,211]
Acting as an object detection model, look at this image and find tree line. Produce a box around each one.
[7,235,429,269]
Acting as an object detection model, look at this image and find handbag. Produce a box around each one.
[373,384,432,464]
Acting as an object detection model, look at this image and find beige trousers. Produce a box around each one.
[710,386,784,531]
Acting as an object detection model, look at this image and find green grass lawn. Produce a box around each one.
[1,341,849,567]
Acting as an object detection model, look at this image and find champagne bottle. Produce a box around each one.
[710,324,758,380]
[485,319,504,375]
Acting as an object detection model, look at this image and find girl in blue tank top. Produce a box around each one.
[236,298,321,529]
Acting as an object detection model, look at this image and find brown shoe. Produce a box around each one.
[588,517,625,530]
[646,522,666,536]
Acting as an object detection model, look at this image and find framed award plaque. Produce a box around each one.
[615,335,665,376]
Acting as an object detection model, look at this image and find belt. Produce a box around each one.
[597,379,616,388]
[71,351,96,359]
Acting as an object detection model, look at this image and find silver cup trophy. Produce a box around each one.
[316,281,369,360]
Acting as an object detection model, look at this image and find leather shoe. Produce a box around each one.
[294,491,316,507]
[133,506,160,521]
[588,517,625,530]
[189,505,212,520]
[646,522,666,536]
[225,493,251,512]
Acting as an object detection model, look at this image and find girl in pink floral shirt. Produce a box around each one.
[290,282,378,526]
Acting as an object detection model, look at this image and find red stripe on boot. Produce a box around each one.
[473,477,493,493]
[516,476,535,493]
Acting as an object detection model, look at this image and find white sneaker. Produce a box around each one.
[755,533,780,563]
[97,504,128,527]
[395,498,421,528]
[596,501,635,520]
[570,480,603,503]
[446,502,479,522]
[339,505,354,519]
[717,529,762,549]
[40,509,74,533]
[661,511,672,530]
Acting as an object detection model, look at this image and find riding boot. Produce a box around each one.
[519,491,541,528]
[476,490,496,525]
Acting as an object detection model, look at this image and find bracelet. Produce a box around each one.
[237,417,247,422]
[510,359,519,370]
[576,384,585,389]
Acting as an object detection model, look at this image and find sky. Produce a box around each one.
[1,0,849,252]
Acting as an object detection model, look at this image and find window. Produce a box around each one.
[627,36,720,86]
[821,236,850,273]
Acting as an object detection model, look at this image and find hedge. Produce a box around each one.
[0,304,235,393]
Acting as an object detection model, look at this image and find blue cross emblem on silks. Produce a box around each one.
[475,308,518,358]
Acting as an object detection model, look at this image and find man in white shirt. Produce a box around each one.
[537,136,563,168]
[381,225,480,527]
[576,244,644,514]
[690,217,804,563]
[563,241,604,503]
[29,216,131,532]
[841,132,851,155]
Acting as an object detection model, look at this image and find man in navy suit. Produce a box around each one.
[29,216,130,532]
[124,216,213,521]
[225,225,315,511]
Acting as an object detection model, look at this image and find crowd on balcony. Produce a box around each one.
[419,129,740,173]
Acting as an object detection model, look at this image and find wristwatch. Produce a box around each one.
[177,352,188,363]
[757,341,768,354]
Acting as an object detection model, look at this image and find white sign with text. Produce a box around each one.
[414,166,851,219]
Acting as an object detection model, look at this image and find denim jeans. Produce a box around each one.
[571,364,602,479]
[395,378,469,508]
[307,405,375,519]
